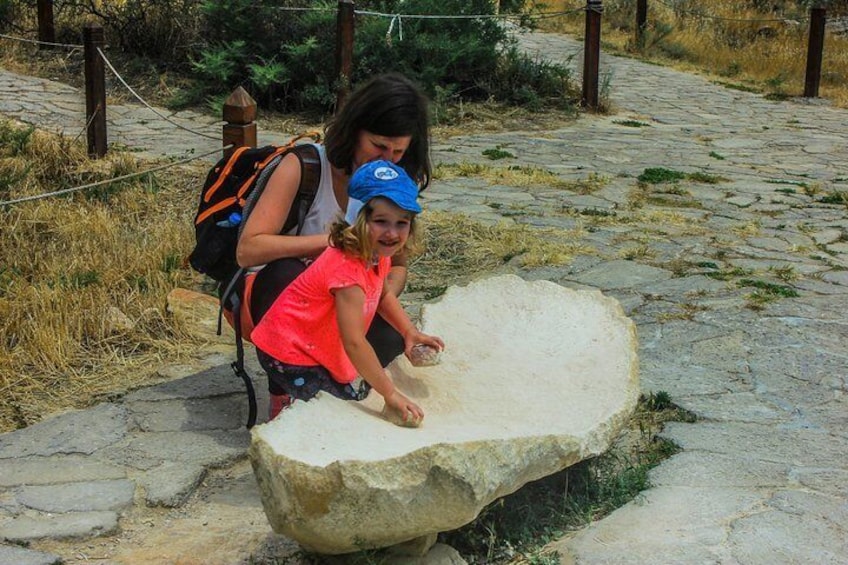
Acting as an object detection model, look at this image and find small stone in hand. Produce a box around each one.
[409,344,441,367]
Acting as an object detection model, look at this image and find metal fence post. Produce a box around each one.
[83,24,107,158]
[335,0,355,112]
[37,0,55,48]
[804,3,826,98]
[582,0,603,110]
[222,87,258,159]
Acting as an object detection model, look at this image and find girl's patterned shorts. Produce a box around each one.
[257,350,371,402]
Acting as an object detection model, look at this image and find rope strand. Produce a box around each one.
[97,48,220,141]
[0,32,83,49]
[0,145,232,207]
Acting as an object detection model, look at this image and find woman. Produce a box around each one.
[235,73,432,418]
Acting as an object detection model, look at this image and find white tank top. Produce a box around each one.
[246,144,342,274]
[284,144,341,237]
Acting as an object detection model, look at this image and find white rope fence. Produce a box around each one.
[0,32,82,49]
[0,145,231,207]
[96,47,220,141]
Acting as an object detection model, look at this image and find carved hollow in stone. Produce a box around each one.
[249,274,640,555]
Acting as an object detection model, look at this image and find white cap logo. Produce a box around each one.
[374,166,399,180]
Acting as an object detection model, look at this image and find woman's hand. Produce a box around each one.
[383,390,424,427]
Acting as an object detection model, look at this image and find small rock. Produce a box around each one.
[104,306,135,334]
[409,344,441,367]
[166,287,233,342]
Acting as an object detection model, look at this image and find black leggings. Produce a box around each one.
[250,257,405,368]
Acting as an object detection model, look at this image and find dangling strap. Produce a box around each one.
[218,267,257,429]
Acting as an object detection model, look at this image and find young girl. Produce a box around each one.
[250,160,444,426]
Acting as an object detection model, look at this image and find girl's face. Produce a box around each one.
[353,131,412,170]
[367,198,413,258]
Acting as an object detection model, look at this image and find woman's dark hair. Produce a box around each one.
[325,73,431,190]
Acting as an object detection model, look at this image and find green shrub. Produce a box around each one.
[190,0,577,113]
[63,0,203,63]
[8,0,578,116]
[0,0,16,32]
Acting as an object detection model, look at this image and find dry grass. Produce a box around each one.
[435,161,580,190]
[532,0,848,108]
[0,118,595,433]
[0,118,209,432]
[414,210,587,280]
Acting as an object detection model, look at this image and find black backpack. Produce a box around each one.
[188,136,322,428]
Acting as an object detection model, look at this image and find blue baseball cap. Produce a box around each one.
[345,160,421,224]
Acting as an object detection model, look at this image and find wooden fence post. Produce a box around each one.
[83,23,107,158]
[37,0,55,48]
[335,0,355,112]
[582,0,603,110]
[222,87,257,158]
[635,0,647,50]
[804,3,826,98]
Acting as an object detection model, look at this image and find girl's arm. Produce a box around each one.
[236,153,330,268]
[335,285,424,424]
[377,291,445,358]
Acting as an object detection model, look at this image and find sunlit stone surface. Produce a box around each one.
[250,275,640,555]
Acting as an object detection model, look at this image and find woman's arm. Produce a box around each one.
[335,285,424,423]
[384,252,408,297]
[236,153,330,268]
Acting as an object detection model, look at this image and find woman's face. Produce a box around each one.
[353,131,412,170]
[367,198,413,258]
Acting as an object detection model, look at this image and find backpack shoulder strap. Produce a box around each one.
[285,143,323,235]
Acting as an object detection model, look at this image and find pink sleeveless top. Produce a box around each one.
[251,247,390,383]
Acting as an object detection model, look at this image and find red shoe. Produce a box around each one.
[268,393,293,420]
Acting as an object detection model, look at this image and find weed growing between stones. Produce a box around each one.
[638,167,687,184]
[738,278,800,310]
[638,167,728,186]
[768,264,799,282]
[620,243,656,260]
[483,146,516,160]
[819,191,848,206]
[432,392,694,564]
[704,266,752,281]
[613,119,651,127]
[657,302,712,322]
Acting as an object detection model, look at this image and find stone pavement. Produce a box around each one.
[2,29,848,564]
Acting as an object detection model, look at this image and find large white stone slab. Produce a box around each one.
[249,274,639,555]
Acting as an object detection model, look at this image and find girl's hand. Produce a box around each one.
[383,390,424,428]
[402,329,445,360]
